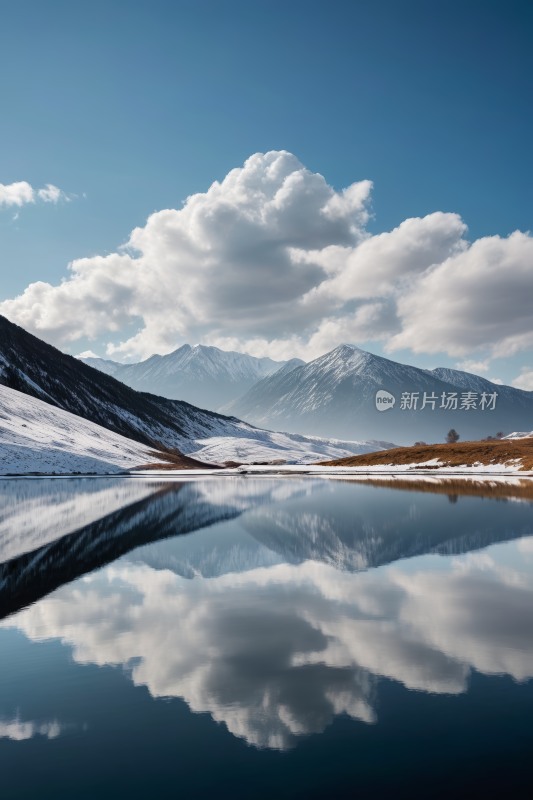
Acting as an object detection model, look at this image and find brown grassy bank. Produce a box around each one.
[316,438,533,472]
[134,449,220,471]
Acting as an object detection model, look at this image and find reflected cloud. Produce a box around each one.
[5,544,533,749]
[0,715,64,740]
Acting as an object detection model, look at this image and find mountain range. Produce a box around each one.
[0,316,396,468]
[221,344,533,444]
[78,336,533,445]
[2,314,532,448]
[79,345,303,410]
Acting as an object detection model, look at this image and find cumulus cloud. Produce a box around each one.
[1,151,531,364]
[388,231,533,358]
[294,212,467,304]
[0,181,34,207]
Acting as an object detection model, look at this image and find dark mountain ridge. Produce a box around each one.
[0,315,243,451]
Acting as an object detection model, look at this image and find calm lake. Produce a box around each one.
[1,475,533,799]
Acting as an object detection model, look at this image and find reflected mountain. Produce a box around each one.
[2,476,533,619]
[242,479,533,571]
[0,477,161,563]
[0,478,320,618]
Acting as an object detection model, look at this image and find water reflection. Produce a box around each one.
[2,476,533,618]
[4,544,533,749]
[338,475,533,502]
[0,478,159,562]
[0,716,64,740]
[0,478,323,617]
[1,476,533,750]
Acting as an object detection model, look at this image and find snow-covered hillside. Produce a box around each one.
[0,385,152,474]
[79,344,305,410]
[0,384,398,473]
[184,429,397,465]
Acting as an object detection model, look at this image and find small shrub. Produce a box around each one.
[446,429,460,444]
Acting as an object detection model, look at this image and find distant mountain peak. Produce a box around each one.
[220,341,533,445]
[78,341,305,409]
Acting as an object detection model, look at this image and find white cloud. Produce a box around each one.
[294,212,467,304]
[37,183,63,203]
[1,152,532,365]
[0,180,70,212]
[512,368,533,391]
[388,230,533,358]
[0,181,34,207]
[75,350,99,359]
[456,358,490,373]
[1,152,374,359]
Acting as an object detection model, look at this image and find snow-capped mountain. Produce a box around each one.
[78,345,303,410]
[0,318,396,468]
[220,344,533,445]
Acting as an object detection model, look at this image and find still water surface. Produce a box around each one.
[1,476,533,798]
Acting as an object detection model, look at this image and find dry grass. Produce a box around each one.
[315,438,533,471]
[134,449,220,471]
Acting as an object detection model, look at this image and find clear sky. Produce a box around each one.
[1,0,532,386]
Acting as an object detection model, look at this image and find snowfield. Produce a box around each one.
[0,385,152,474]
[183,429,398,465]
[0,385,397,474]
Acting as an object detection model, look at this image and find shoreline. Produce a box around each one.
[2,465,533,480]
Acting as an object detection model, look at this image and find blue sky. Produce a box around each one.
[1,0,532,385]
